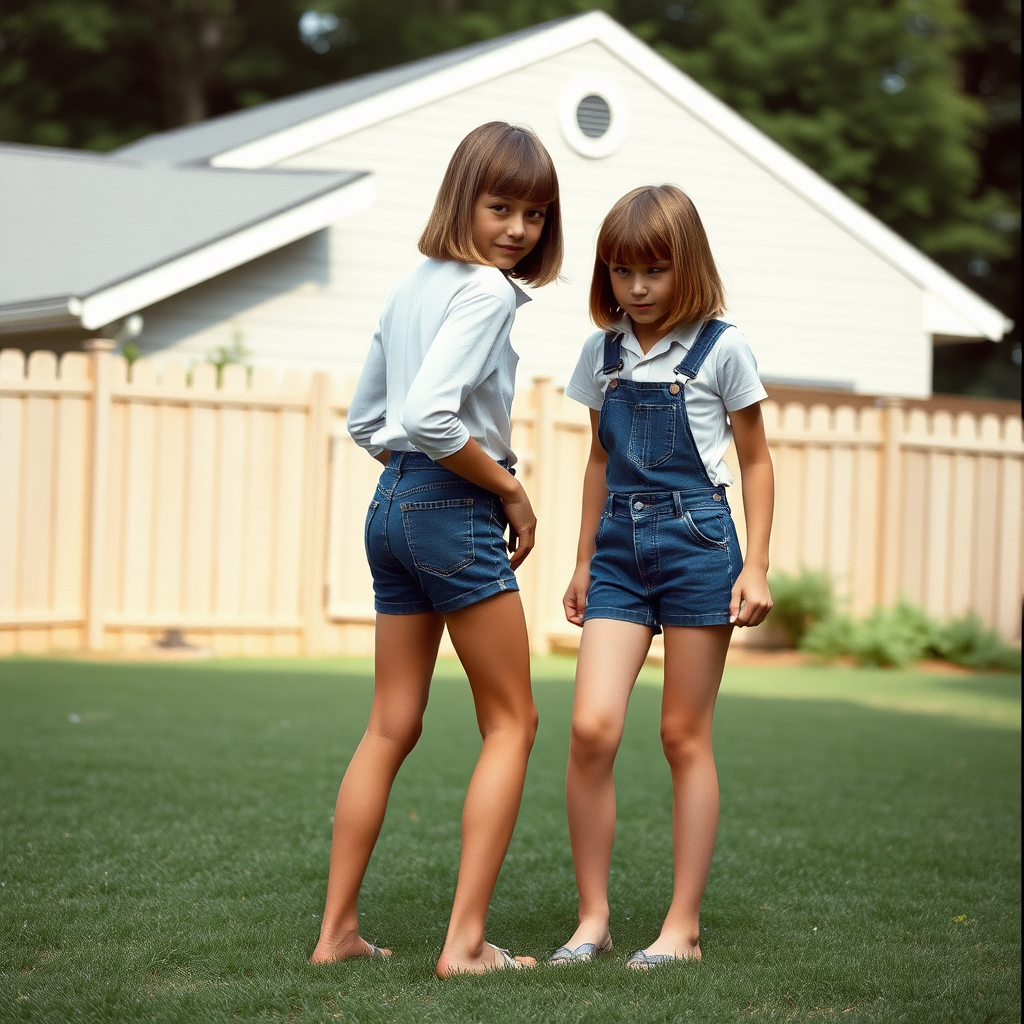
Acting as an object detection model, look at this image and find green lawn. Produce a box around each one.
[0,656,1019,1023]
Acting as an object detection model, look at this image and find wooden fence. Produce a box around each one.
[1,343,1021,657]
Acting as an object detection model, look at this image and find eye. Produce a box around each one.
[527,209,546,220]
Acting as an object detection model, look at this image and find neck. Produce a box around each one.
[630,318,673,354]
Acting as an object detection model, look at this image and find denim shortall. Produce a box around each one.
[364,451,519,615]
[584,320,743,630]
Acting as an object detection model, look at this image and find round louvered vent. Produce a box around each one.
[576,94,612,138]
[559,75,628,158]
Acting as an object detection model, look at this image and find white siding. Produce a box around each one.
[138,41,931,397]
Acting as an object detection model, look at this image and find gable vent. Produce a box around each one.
[576,95,612,138]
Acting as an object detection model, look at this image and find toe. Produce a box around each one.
[513,955,536,967]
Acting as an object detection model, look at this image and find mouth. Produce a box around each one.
[630,303,655,311]
[495,244,523,254]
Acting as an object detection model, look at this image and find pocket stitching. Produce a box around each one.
[628,404,676,470]
[401,499,475,577]
[683,510,728,549]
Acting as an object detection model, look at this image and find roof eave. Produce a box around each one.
[0,174,374,334]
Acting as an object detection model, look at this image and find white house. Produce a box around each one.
[0,11,1010,397]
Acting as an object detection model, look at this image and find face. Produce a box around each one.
[608,260,676,329]
[471,193,549,271]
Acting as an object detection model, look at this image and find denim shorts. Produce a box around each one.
[583,488,742,630]
[364,451,519,616]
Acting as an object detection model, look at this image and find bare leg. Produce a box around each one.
[434,592,539,977]
[311,611,444,963]
[557,619,655,955]
[641,624,731,960]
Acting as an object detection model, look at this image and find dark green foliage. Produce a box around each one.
[767,567,834,645]
[801,600,1023,670]
[932,612,1023,672]
[0,656,1019,1022]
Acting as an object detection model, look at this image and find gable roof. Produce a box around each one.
[111,11,1009,343]
[0,143,371,333]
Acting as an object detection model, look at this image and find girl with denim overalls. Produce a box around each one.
[551,185,775,968]
[311,123,562,977]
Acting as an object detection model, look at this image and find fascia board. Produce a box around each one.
[210,11,610,170]
[78,175,374,330]
[212,9,1008,341]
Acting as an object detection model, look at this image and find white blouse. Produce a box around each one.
[347,259,530,466]
[566,319,767,487]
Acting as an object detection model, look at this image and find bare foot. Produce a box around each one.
[310,934,392,964]
[436,942,536,977]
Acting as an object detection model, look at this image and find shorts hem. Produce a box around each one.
[659,613,734,627]
[583,606,659,629]
[433,576,520,614]
[373,598,434,615]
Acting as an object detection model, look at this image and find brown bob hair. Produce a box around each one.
[418,122,563,286]
[589,184,725,330]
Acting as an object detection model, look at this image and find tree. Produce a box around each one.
[0,0,1017,394]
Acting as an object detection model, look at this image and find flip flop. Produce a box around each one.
[548,941,611,965]
[487,943,533,970]
[626,948,686,970]
[363,941,391,960]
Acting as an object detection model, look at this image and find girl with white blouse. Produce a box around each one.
[311,122,562,977]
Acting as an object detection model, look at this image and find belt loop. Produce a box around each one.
[672,491,683,517]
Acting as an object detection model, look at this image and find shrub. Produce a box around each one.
[849,600,933,667]
[800,599,1022,671]
[932,614,1022,672]
[768,568,834,646]
[801,614,854,661]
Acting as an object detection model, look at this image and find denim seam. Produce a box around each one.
[432,576,519,614]
[583,605,658,628]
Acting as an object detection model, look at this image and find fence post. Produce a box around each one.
[530,377,556,655]
[84,339,116,652]
[303,372,333,655]
[878,398,904,606]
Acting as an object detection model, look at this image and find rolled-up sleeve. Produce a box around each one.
[400,291,512,459]
[347,328,388,456]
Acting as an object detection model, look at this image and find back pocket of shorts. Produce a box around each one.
[400,498,475,577]
[628,404,676,469]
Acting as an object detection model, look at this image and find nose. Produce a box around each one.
[506,215,525,239]
[630,276,647,295]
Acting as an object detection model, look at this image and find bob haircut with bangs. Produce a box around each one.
[418,122,562,287]
[590,184,725,330]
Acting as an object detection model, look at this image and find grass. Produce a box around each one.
[0,655,1019,1023]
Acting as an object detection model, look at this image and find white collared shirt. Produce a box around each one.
[566,319,767,486]
[348,259,530,466]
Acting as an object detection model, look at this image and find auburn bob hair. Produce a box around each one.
[589,185,725,330]
[418,122,562,286]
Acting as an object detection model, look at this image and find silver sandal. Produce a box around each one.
[548,941,610,965]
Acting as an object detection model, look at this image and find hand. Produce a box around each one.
[729,566,772,627]
[562,564,591,627]
[502,483,536,571]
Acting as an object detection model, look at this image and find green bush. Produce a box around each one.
[800,599,1022,671]
[849,600,933,668]
[768,568,834,645]
[932,613,1022,672]
[801,614,855,660]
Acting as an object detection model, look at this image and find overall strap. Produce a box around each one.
[672,319,731,381]
[600,331,624,376]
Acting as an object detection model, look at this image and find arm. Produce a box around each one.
[438,440,535,570]
[347,328,388,462]
[729,402,774,626]
[563,410,608,626]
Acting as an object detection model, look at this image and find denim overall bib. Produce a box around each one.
[583,320,743,629]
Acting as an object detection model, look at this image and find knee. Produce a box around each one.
[368,714,423,758]
[570,715,621,765]
[659,720,709,769]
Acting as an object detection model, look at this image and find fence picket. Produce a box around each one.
[1,354,1021,652]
